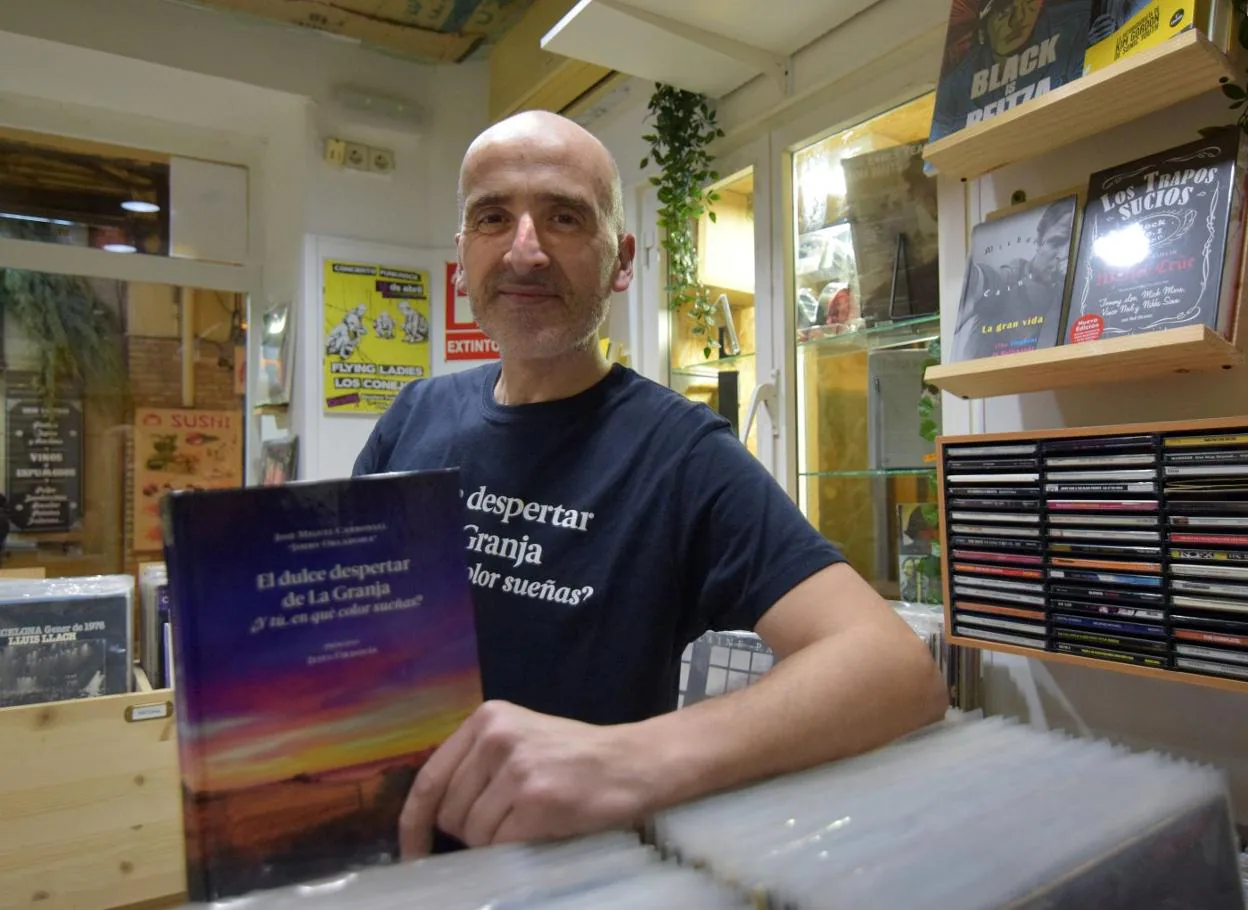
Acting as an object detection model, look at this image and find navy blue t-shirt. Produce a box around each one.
[352,362,844,725]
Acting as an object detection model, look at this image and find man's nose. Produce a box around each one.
[504,212,550,274]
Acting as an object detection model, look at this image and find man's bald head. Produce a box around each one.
[457,110,624,235]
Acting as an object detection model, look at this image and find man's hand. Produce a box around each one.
[398,700,654,858]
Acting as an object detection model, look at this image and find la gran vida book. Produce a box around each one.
[161,469,482,903]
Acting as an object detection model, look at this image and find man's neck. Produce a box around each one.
[493,346,612,406]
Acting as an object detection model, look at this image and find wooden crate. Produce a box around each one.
[0,687,186,910]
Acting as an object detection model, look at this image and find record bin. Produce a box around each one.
[938,414,1248,694]
[0,681,185,910]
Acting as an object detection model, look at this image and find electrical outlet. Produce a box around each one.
[368,146,395,174]
[344,142,369,171]
[324,137,347,167]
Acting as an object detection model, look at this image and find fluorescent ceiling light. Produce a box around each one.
[102,243,137,253]
[121,200,160,213]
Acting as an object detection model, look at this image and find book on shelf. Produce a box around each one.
[1065,126,1247,345]
[950,192,1081,362]
[160,468,483,902]
[928,0,1093,144]
[1084,0,1235,75]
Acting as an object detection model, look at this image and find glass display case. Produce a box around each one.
[668,167,759,457]
[790,93,943,602]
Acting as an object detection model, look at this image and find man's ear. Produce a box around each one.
[611,233,637,294]
[454,233,468,294]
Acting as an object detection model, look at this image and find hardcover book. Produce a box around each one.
[161,468,482,902]
[928,0,1092,145]
[1065,128,1247,344]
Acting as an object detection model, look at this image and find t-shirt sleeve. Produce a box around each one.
[676,426,847,636]
[351,381,418,476]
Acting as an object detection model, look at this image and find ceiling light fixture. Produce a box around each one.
[102,243,138,253]
[121,200,161,213]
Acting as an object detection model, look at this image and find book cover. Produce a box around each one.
[1065,128,1247,344]
[0,575,133,707]
[951,193,1079,361]
[928,0,1092,145]
[1084,0,1200,74]
[162,468,482,902]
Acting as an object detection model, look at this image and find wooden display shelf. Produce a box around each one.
[948,634,1248,695]
[925,324,1243,399]
[937,414,1248,700]
[0,688,185,910]
[923,28,1239,181]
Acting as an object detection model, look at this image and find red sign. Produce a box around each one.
[444,261,499,360]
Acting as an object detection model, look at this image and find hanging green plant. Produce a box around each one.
[1216,2,1248,129]
[640,84,724,359]
[0,267,126,407]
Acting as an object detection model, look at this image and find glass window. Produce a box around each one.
[0,267,246,579]
[668,166,760,457]
[0,130,248,265]
[791,93,943,603]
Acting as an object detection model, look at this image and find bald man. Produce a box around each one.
[353,111,947,858]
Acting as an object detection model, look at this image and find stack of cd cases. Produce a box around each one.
[177,712,1246,909]
[940,417,1248,687]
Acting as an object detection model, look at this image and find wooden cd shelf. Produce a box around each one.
[937,414,1248,697]
[925,325,1244,400]
[923,28,1240,182]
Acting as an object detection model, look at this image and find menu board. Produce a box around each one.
[132,407,243,551]
[4,373,83,532]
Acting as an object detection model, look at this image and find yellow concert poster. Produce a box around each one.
[322,259,431,414]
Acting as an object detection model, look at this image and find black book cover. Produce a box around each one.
[1065,128,1247,343]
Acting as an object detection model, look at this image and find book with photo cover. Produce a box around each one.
[951,192,1079,361]
[928,0,1092,145]
[0,575,133,707]
[161,469,482,902]
[1065,127,1247,344]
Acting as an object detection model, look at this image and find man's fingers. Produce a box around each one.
[461,772,520,847]
[398,719,479,859]
[435,743,494,842]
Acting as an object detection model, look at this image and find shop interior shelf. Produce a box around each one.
[925,325,1243,399]
[948,635,1248,696]
[922,29,1240,182]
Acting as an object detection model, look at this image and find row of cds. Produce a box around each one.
[943,423,1248,684]
[183,713,1246,909]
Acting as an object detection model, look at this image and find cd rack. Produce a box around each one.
[938,415,1248,693]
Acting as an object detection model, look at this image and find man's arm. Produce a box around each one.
[630,561,949,810]
[396,561,947,856]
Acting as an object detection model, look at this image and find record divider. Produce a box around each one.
[937,414,1248,696]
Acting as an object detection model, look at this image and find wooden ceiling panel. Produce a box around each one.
[187,0,538,63]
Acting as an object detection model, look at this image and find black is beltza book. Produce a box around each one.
[0,575,133,707]
[1065,127,1247,344]
[161,468,482,903]
[928,0,1092,146]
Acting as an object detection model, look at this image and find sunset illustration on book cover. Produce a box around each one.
[160,468,481,902]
